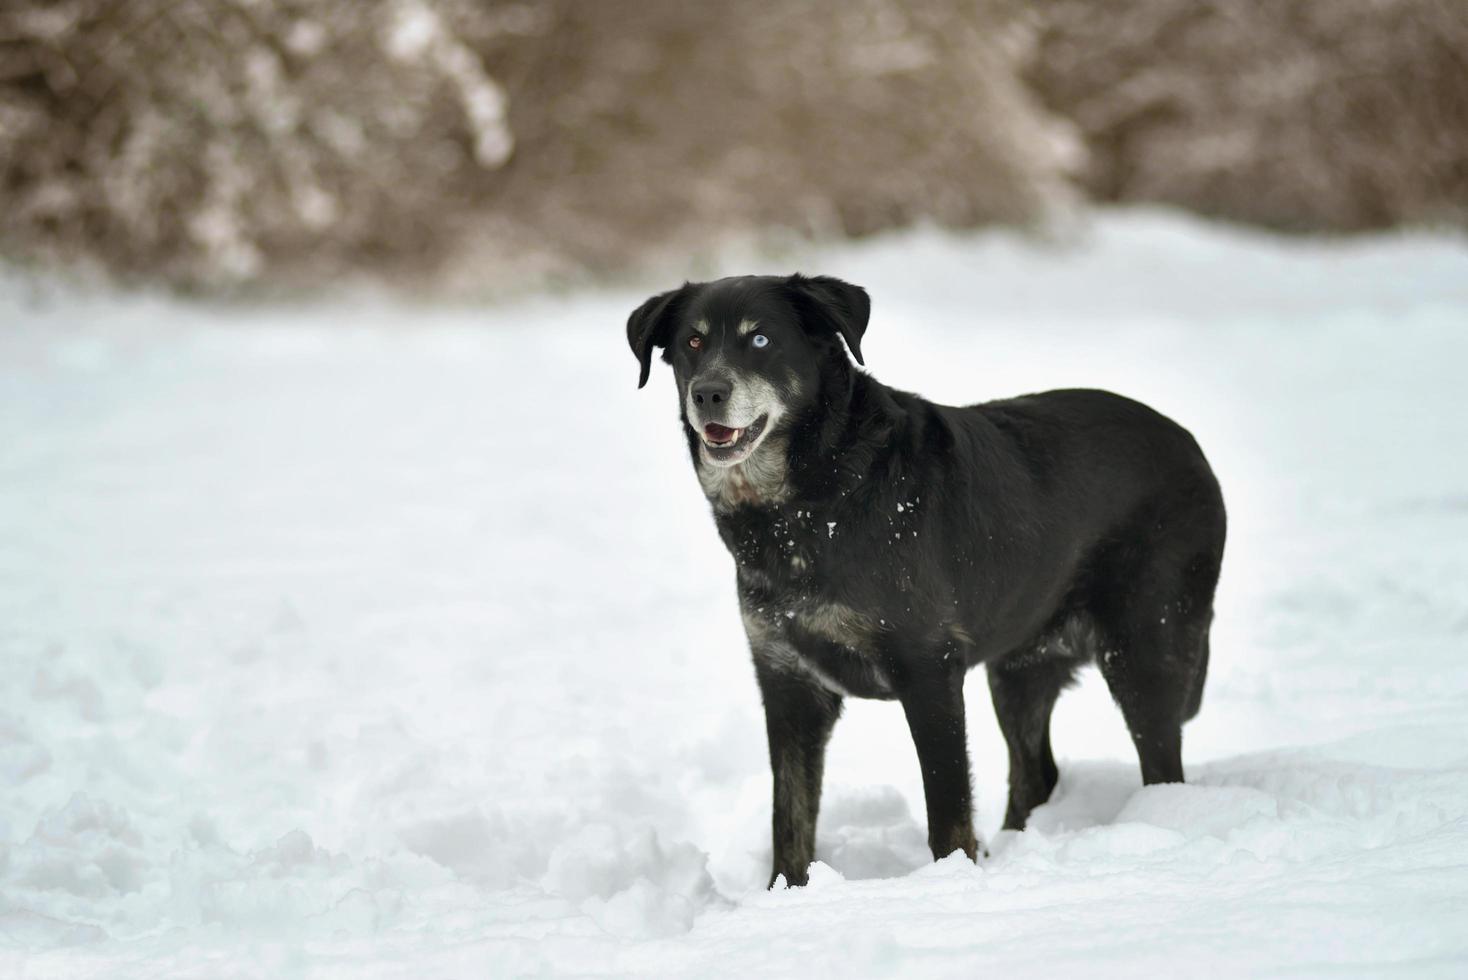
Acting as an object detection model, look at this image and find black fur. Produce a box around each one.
[628,275,1226,887]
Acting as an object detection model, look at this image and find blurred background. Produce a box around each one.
[4,3,1468,975]
[3,0,1465,293]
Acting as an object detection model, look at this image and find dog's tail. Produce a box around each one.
[1183,623,1211,722]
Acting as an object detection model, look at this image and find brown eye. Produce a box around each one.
[688,336,702,350]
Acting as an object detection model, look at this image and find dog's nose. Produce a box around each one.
[692,379,732,408]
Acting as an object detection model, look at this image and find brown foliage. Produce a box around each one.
[465,0,1077,285]
[1031,0,1468,232]
[0,0,1073,290]
[1,0,1463,291]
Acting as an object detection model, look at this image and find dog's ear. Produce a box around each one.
[786,274,870,366]
[627,284,691,389]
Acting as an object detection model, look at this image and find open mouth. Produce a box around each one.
[698,414,769,464]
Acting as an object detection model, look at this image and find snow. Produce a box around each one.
[2,211,1467,977]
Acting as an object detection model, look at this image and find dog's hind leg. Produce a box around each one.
[987,648,1081,830]
[1096,630,1188,785]
[1094,537,1221,785]
[1094,595,1212,786]
[754,657,842,888]
[898,660,979,863]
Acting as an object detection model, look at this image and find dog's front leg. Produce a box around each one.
[753,656,842,888]
[899,663,979,863]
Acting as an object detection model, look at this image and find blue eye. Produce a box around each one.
[752,334,770,349]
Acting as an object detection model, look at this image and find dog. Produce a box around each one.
[627,274,1226,887]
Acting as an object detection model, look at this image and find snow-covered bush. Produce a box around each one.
[0,0,516,288]
[5,0,1463,291]
[0,0,1073,291]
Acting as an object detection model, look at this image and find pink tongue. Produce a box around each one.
[704,422,738,443]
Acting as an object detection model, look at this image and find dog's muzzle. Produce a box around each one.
[687,371,779,466]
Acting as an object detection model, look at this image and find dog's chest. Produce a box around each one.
[721,505,840,585]
[719,495,927,598]
[724,506,898,699]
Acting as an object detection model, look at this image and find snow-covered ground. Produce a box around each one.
[2,212,1467,978]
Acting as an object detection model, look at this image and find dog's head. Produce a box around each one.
[627,275,869,468]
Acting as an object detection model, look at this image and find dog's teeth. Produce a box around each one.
[702,426,745,449]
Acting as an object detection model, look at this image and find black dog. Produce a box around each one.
[627,275,1226,887]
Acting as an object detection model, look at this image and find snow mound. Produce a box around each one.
[542,823,720,938]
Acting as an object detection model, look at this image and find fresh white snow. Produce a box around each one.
[2,212,1467,977]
